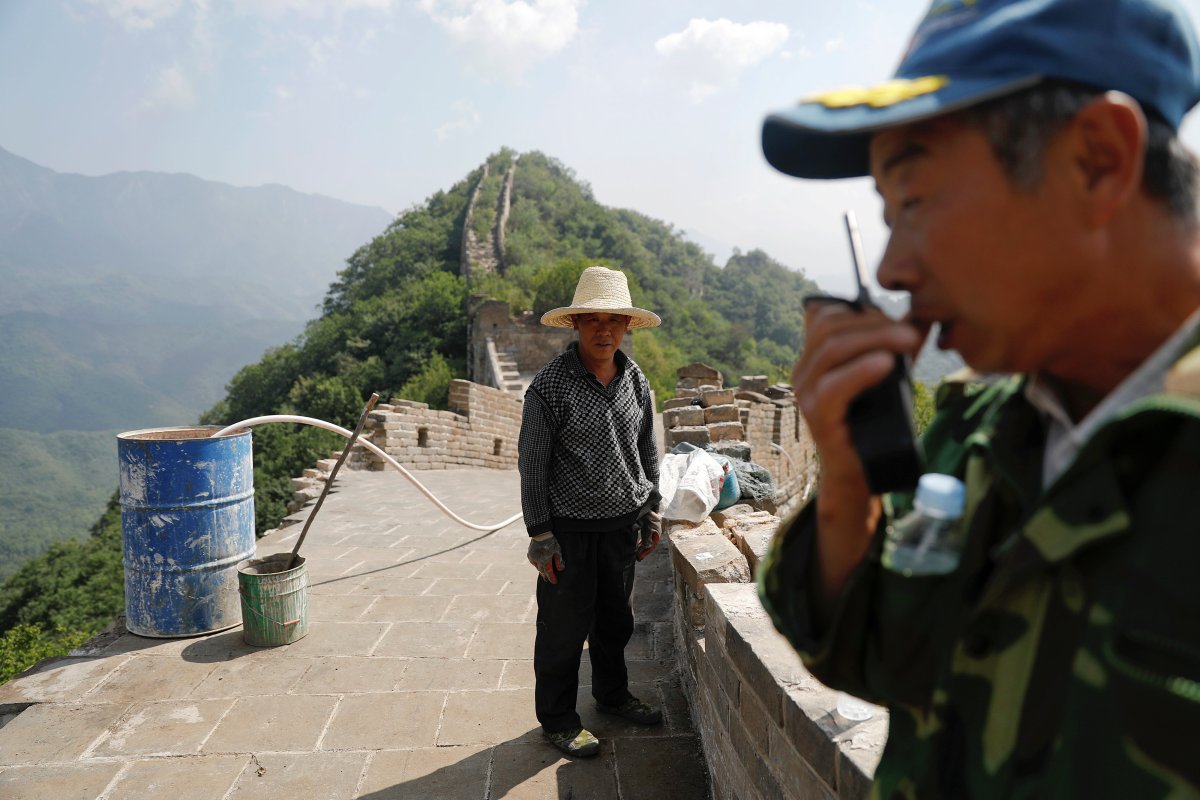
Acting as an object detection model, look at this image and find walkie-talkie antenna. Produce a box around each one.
[843,210,875,308]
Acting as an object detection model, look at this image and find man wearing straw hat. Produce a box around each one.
[756,0,1200,796]
[518,265,664,758]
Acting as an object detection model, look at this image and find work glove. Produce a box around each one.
[527,532,565,583]
[637,511,662,561]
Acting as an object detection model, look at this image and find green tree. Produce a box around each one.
[626,330,684,410]
[201,344,301,425]
[912,380,935,436]
[0,624,91,684]
[288,374,361,427]
[0,493,125,684]
[531,259,590,316]
[397,352,457,409]
[0,495,124,634]
[247,423,342,532]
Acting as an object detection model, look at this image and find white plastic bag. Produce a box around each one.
[660,449,725,522]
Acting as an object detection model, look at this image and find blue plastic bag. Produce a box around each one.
[710,454,741,510]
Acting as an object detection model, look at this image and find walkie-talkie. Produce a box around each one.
[802,211,924,494]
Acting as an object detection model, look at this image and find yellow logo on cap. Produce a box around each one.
[804,75,949,109]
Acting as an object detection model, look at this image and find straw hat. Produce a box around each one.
[540,266,661,329]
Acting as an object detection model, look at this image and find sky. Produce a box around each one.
[3,0,1200,297]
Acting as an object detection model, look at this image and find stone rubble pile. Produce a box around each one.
[286,456,343,518]
[662,363,745,449]
[661,363,811,516]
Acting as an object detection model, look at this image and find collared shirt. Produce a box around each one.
[518,343,660,536]
[1026,306,1200,488]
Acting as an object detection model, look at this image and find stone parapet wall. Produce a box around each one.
[357,379,523,472]
[495,163,516,269]
[661,364,817,512]
[460,164,489,280]
[741,401,817,514]
[666,507,885,800]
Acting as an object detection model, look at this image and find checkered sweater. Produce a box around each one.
[518,344,660,536]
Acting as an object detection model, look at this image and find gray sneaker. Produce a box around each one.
[595,696,663,725]
[543,727,601,758]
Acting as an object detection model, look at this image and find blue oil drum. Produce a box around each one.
[117,426,255,637]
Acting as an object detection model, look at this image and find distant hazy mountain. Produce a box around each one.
[0,145,391,580]
[0,145,393,429]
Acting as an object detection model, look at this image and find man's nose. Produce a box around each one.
[875,230,919,293]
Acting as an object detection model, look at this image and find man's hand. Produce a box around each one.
[794,301,925,606]
[527,533,565,583]
[637,511,662,561]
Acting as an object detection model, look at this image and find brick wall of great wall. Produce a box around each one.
[361,380,522,472]
[661,363,815,515]
[665,507,885,800]
[284,370,880,799]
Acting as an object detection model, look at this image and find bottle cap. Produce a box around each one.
[913,473,966,519]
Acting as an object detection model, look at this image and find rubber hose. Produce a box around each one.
[211,415,523,533]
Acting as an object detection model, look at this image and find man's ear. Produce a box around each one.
[1067,91,1147,226]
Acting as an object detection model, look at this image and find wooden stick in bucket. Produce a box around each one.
[286,392,380,570]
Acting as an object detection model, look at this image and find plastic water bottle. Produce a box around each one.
[882,473,967,576]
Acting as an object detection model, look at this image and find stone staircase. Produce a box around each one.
[489,340,526,394]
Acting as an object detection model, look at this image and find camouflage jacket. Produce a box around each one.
[759,349,1200,799]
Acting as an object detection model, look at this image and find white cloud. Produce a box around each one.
[82,0,390,33]
[306,36,334,65]
[824,35,846,52]
[419,0,582,83]
[84,0,184,31]
[227,1,391,69]
[655,18,789,102]
[143,64,195,109]
[232,0,392,19]
[276,85,295,100]
[191,0,217,71]
[435,101,481,141]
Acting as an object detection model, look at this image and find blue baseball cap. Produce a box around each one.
[762,0,1200,179]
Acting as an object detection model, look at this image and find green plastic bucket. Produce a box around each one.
[237,553,309,646]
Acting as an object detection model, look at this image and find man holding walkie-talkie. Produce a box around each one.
[757,0,1200,797]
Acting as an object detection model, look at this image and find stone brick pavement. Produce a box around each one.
[0,469,711,799]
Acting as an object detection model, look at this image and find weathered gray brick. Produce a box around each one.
[701,388,736,407]
[704,404,741,424]
[664,406,705,427]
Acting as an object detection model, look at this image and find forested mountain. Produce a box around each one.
[0,147,911,681]
[0,145,391,585]
[0,145,392,429]
[199,149,823,530]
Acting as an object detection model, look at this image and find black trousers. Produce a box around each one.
[534,524,638,733]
